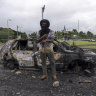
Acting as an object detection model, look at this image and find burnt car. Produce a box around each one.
[0,39,40,69]
[53,40,96,73]
[0,39,96,74]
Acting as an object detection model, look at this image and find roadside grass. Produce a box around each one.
[58,40,96,49]
[80,46,96,49]
[67,41,96,49]
[79,39,93,41]
[67,41,96,45]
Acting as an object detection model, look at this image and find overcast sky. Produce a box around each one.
[0,0,96,34]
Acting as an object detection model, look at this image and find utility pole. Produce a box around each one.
[19,27,23,32]
[17,25,18,38]
[42,5,45,19]
[19,27,23,38]
[7,19,12,40]
[78,20,79,38]
[78,20,79,32]
[63,25,66,40]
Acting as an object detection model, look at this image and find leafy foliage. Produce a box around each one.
[29,32,37,38]
[54,29,95,40]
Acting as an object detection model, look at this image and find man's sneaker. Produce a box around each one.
[52,74,57,80]
[40,75,48,80]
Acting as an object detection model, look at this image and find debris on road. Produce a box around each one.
[79,80,92,84]
[16,92,21,95]
[11,68,17,72]
[84,69,93,76]
[32,75,36,78]
[15,71,21,75]
[53,81,60,87]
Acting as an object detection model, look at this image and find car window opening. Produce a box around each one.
[12,40,34,51]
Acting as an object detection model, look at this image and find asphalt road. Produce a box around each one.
[0,63,96,96]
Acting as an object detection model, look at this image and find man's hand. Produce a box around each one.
[36,34,48,43]
[43,39,54,43]
[42,34,48,39]
[41,39,47,43]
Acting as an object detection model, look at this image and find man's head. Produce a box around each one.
[40,19,50,29]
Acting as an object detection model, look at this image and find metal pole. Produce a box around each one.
[19,27,23,32]
[19,27,23,38]
[7,19,11,40]
[78,20,79,38]
[42,10,43,20]
[17,25,18,38]
[42,5,45,20]
[7,20,9,40]
[78,20,79,32]
[64,26,66,40]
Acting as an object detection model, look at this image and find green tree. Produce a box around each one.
[87,31,93,39]
[29,32,37,38]
[79,31,87,38]
[72,29,78,35]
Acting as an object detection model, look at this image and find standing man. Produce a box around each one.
[37,19,57,80]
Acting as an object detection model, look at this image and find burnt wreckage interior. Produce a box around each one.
[1,39,95,74]
[12,39,37,50]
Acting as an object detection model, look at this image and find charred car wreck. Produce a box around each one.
[0,39,39,69]
[0,39,96,75]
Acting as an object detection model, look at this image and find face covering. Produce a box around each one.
[39,19,50,37]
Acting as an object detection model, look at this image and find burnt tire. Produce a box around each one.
[7,62,15,70]
[7,60,19,70]
[3,60,19,70]
[2,60,8,68]
[2,60,14,69]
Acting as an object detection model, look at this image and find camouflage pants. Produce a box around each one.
[40,51,56,75]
